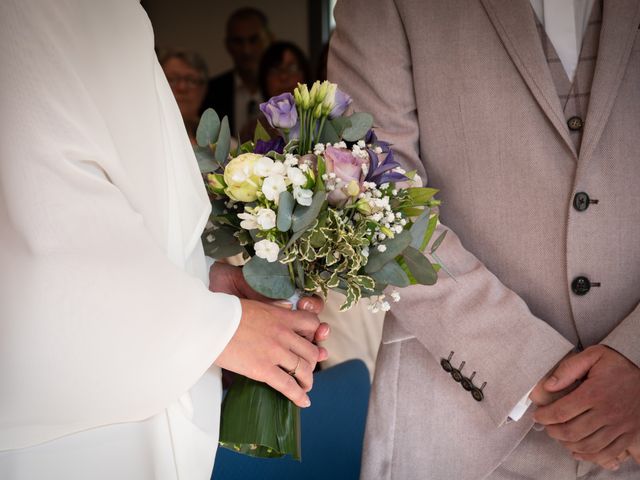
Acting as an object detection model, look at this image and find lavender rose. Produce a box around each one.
[324,146,368,207]
[259,92,298,130]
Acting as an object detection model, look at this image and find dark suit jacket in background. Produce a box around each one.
[200,70,235,132]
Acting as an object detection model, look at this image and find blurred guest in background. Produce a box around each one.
[258,41,311,99]
[200,7,271,138]
[239,41,311,140]
[159,48,208,145]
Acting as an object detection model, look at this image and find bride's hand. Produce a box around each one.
[209,262,330,348]
[214,298,325,407]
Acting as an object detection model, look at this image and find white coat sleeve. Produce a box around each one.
[0,0,240,450]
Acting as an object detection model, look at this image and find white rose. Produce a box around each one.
[254,239,280,262]
[262,175,288,202]
[255,208,277,230]
[287,166,308,187]
[293,187,313,206]
[254,156,275,177]
[237,211,259,230]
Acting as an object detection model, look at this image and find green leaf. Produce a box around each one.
[291,191,327,233]
[330,117,351,136]
[202,227,244,259]
[196,108,221,147]
[370,260,411,287]
[401,246,437,285]
[430,230,447,254]
[253,120,271,143]
[341,112,373,142]
[277,191,294,232]
[315,155,326,192]
[421,214,439,251]
[215,116,231,165]
[219,375,300,459]
[407,187,439,205]
[242,256,295,299]
[193,145,221,173]
[364,230,413,274]
[409,208,431,250]
[318,119,340,144]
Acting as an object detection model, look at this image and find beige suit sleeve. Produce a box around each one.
[601,310,640,367]
[328,0,574,427]
[0,1,240,450]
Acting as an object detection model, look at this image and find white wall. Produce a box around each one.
[144,0,309,77]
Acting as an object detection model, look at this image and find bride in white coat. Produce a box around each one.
[0,2,327,479]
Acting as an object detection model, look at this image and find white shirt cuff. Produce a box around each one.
[508,386,534,421]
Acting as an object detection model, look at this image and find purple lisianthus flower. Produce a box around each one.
[365,148,409,185]
[259,92,298,130]
[324,146,368,206]
[328,88,352,119]
[254,136,285,154]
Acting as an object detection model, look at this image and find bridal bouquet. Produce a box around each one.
[195,81,446,460]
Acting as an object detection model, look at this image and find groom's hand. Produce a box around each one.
[533,345,640,469]
[214,298,325,408]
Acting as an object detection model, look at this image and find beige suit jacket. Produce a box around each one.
[329,0,640,478]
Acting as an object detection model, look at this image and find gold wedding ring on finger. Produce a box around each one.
[287,356,301,378]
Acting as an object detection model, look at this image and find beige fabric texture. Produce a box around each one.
[329,0,640,479]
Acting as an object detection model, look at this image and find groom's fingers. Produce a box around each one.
[534,383,591,425]
[544,346,603,392]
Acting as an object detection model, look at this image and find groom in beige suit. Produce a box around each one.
[329,0,640,478]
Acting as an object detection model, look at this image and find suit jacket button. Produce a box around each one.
[440,358,453,372]
[461,377,473,391]
[571,276,591,295]
[573,192,594,211]
[567,116,584,131]
[471,388,484,402]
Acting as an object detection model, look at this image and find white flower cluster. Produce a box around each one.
[254,239,280,262]
[237,206,276,231]
[357,182,407,247]
[253,156,313,206]
[368,290,401,313]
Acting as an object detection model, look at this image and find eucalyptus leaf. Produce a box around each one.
[364,230,413,274]
[409,209,431,250]
[341,112,373,142]
[202,227,244,259]
[196,109,221,147]
[318,118,340,144]
[243,256,295,299]
[194,145,220,173]
[291,191,327,233]
[215,116,231,165]
[277,191,294,232]
[370,260,411,288]
[402,246,437,285]
[330,117,351,137]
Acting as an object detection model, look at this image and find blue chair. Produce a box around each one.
[212,359,371,480]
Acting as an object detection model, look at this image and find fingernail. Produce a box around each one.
[546,376,558,387]
[533,423,545,432]
[271,300,293,309]
[302,300,315,312]
[302,398,311,408]
[611,464,619,471]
